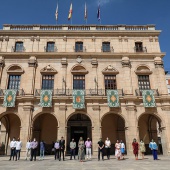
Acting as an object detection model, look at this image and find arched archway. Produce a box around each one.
[101,113,126,154]
[32,113,58,155]
[0,113,21,155]
[138,114,163,155]
[67,113,92,154]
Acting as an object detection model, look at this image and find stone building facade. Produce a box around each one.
[0,24,170,156]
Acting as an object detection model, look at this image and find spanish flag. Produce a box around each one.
[68,3,73,20]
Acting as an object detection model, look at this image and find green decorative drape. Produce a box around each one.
[72,90,85,109]
[39,90,52,107]
[107,90,119,107]
[142,90,156,107]
[3,89,17,107]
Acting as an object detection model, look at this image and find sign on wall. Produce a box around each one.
[3,89,17,107]
[72,90,85,109]
[39,90,52,107]
[142,90,156,107]
[107,90,120,107]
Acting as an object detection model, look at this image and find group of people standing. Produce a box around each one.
[132,138,158,160]
[9,136,159,161]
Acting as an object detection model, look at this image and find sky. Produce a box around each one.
[0,0,170,70]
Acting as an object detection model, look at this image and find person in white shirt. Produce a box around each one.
[9,137,17,161]
[15,138,22,161]
[105,137,111,159]
[26,139,31,160]
[120,140,125,159]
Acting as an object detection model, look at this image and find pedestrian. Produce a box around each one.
[59,136,65,161]
[54,140,60,160]
[70,138,76,160]
[132,138,139,160]
[39,140,45,160]
[105,137,111,160]
[9,137,17,161]
[139,139,146,159]
[25,139,31,160]
[149,139,158,160]
[97,138,104,161]
[30,138,38,161]
[120,140,125,159]
[78,137,85,162]
[115,140,122,160]
[15,138,22,161]
[85,137,92,160]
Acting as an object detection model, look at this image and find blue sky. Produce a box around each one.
[0,0,170,70]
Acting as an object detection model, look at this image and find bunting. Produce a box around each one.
[142,90,156,107]
[84,2,87,20]
[107,90,120,107]
[97,3,101,21]
[3,89,17,107]
[73,90,85,109]
[39,90,52,107]
[55,3,58,21]
[68,3,73,20]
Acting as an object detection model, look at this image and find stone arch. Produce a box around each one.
[71,64,88,74]
[102,65,119,75]
[135,65,152,75]
[6,64,24,74]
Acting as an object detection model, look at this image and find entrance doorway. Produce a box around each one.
[67,113,92,155]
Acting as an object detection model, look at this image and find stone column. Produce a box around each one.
[154,56,168,95]
[121,56,133,95]
[0,56,4,85]
[125,103,139,156]
[20,104,33,157]
[25,56,37,95]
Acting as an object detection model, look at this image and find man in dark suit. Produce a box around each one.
[59,136,65,161]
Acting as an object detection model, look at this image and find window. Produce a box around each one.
[167,79,170,85]
[75,42,83,52]
[8,75,21,89]
[46,42,55,52]
[15,42,24,52]
[73,75,85,89]
[102,42,110,52]
[135,42,143,52]
[42,75,54,89]
[138,75,150,90]
[105,75,117,90]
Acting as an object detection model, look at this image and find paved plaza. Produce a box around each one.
[0,155,170,170]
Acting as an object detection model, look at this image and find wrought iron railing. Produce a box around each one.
[101,46,114,52]
[134,46,147,53]
[0,89,25,96]
[73,46,86,52]
[34,89,124,97]
[12,46,26,52]
[135,89,159,96]
[44,46,58,52]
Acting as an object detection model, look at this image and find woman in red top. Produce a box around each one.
[132,138,139,160]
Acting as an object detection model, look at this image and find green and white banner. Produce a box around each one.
[142,90,156,107]
[107,90,120,107]
[73,90,85,109]
[39,90,52,107]
[3,89,17,107]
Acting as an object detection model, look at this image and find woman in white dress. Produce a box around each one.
[115,140,122,160]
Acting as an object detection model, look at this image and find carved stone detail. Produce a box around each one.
[40,65,57,74]
[92,105,100,111]
[28,56,37,67]
[91,58,98,68]
[102,65,119,74]
[122,56,131,68]
[61,58,68,68]
[0,56,4,67]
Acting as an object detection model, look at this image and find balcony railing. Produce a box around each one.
[44,46,58,52]
[135,89,159,96]
[12,46,26,52]
[35,89,124,97]
[101,46,114,52]
[0,89,25,96]
[134,46,147,53]
[74,46,86,52]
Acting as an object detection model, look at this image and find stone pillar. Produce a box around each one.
[20,104,33,156]
[125,103,139,156]
[91,105,101,156]
[0,56,4,85]
[121,56,133,95]
[154,56,168,95]
[25,56,37,95]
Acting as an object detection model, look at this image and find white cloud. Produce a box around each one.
[96,0,120,6]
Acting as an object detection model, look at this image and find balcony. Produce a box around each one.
[101,46,114,53]
[74,46,86,52]
[12,46,26,52]
[34,89,124,97]
[0,89,25,96]
[134,46,147,53]
[135,89,159,96]
[44,46,57,52]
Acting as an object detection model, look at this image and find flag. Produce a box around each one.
[55,3,58,21]
[97,4,101,21]
[84,2,87,20]
[68,3,73,20]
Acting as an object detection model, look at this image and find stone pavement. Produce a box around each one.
[0,155,170,170]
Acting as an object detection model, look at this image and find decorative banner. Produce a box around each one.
[3,89,17,107]
[39,90,52,107]
[142,90,156,107]
[107,90,120,107]
[73,90,85,109]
